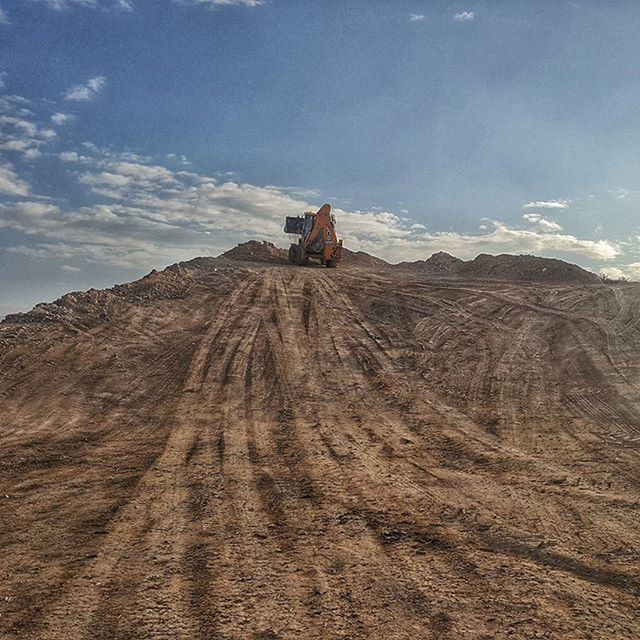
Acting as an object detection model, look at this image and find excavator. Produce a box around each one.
[284,203,343,268]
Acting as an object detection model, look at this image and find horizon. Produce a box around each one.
[2,1,640,315]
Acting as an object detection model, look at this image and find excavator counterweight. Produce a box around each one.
[284,203,343,268]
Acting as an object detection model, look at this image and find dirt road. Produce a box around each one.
[1,261,639,639]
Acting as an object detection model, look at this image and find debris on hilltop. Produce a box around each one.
[2,268,199,328]
[1,242,288,329]
[221,240,288,264]
[458,253,600,284]
[396,251,464,274]
[397,251,599,284]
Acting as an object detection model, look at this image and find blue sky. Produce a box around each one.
[1,0,640,315]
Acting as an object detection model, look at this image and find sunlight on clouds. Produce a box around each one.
[0,88,628,277]
[0,133,621,272]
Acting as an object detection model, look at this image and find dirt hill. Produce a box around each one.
[341,247,390,269]
[221,239,288,263]
[396,251,464,274]
[458,253,600,284]
[396,251,598,283]
[1,249,639,639]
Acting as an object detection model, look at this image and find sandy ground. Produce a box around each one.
[1,262,639,639]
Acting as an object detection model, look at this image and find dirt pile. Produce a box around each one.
[341,247,390,269]
[396,251,598,283]
[396,251,464,273]
[3,268,199,328]
[167,256,220,273]
[458,253,600,283]
[221,240,288,263]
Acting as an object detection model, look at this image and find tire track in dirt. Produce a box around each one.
[19,278,260,639]
[2,265,640,640]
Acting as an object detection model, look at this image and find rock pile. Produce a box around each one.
[396,251,463,273]
[221,240,288,264]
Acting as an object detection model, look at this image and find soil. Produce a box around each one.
[396,251,464,274]
[1,250,639,639]
[397,252,599,284]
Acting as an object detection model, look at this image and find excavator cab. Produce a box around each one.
[284,203,343,268]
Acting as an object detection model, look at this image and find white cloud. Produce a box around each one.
[0,162,29,196]
[600,263,640,281]
[453,11,474,21]
[59,151,81,162]
[0,111,58,159]
[0,115,37,137]
[361,220,618,263]
[35,0,261,9]
[0,8,10,24]
[64,76,106,102]
[32,0,134,9]
[409,14,425,22]
[174,0,264,7]
[523,199,571,209]
[522,212,563,232]
[608,188,631,199]
[51,112,75,125]
[31,0,99,9]
[0,139,623,275]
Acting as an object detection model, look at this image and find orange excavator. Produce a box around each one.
[284,203,343,268]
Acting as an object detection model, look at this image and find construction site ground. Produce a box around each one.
[1,259,639,639]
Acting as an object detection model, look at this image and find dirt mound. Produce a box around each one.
[458,253,599,284]
[167,256,220,273]
[3,268,199,329]
[396,251,464,273]
[395,251,598,283]
[341,247,389,269]
[221,240,288,264]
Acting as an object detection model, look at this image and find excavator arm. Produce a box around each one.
[303,204,341,264]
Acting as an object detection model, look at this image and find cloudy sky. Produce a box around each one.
[1,1,640,315]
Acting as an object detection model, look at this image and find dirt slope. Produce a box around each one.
[1,257,640,640]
